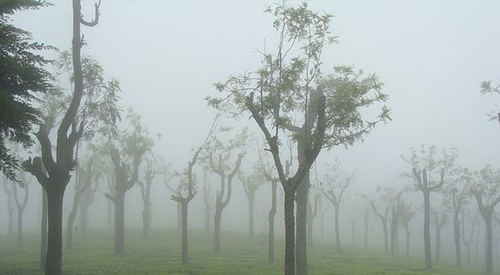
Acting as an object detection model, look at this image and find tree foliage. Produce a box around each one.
[0,0,54,181]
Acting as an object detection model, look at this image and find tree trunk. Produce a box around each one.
[382,221,388,254]
[307,198,313,246]
[364,208,369,250]
[45,186,65,275]
[142,198,151,240]
[214,207,222,253]
[485,215,493,273]
[204,206,211,233]
[295,174,309,275]
[453,213,461,267]
[79,204,88,236]
[405,223,410,257]
[106,199,112,229]
[465,243,471,266]
[390,206,397,256]
[268,180,277,265]
[248,194,254,240]
[177,202,181,231]
[40,189,48,271]
[114,191,125,255]
[17,205,24,246]
[435,223,441,263]
[181,201,188,265]
[284,189,296,275]
[66,187,82,250]
[334,204,341,251]
[350,219,355,246]
[7,191,14,236]
[423,190,432,270]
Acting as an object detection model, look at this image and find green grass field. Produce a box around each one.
[0,229,489,275]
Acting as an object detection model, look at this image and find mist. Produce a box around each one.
[1,1,500,275]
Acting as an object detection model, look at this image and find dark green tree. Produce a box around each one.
[0,0,54,182]
[209,3,389,274]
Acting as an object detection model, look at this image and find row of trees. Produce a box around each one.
[1,2,498,275]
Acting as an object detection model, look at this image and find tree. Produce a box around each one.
[238,169,265,241]
[205,130,246,253]
[163,168,181,231]
[170,117,219,265]
[2,176,15,236]
[320,160,352,252]
[257,139,292,265]
[202,168,213,233]
[399,201,415,257]
[0,0,54,182]
[307,185,320,246]
[13,175,30,247]
[461,211,477,267]
[65,156,93,250]
[432,208,447,263]
[466,165,500,273]
[209,3,389,274]
[137,152,161,240]
[443,171,468,268]
[402,144,457,271]
[389,190,404,256]
[480,80,500,125]
[106,110,154,255]
[362,189,391,254]
[22,1,102,274]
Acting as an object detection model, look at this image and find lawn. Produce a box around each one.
[0,229,488,275]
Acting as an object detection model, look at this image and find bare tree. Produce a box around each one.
[461,211,477,267]
[320,160,353,252]
[362,188,392,254]
[137,153,161,240]
[402,145,457,270]
[238,169,265,241]
[170,116,219,264]
[206,130,246,253]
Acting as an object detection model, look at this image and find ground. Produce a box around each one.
[0,229,489,275]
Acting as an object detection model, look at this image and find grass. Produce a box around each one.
[0,228,490,275]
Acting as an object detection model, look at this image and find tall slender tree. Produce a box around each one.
[238,169,265,241]
[205,130,246,253]
[402,145,457,271]
[171,116,219,265]
[320,160,352,252]
[209,3,389,274]
[13,178,29,246]
[22,1,103,274]
[138,152,161,240]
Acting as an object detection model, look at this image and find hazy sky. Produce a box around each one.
[12,0,500,192]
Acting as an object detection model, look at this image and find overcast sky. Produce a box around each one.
[12,0,500,193]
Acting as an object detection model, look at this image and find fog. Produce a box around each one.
[1,1,500,275]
